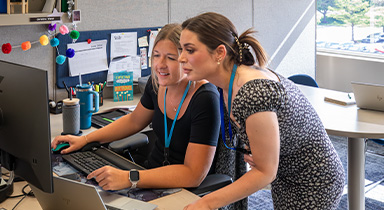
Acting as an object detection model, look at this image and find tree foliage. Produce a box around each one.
[317,0,336,23]
[375,14,384,32]
[329,0,370,41]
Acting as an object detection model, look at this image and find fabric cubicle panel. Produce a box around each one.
[55,26,160,88]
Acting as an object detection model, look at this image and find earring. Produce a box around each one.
[217,58,221,65]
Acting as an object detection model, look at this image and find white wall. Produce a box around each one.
[316,52,384,92]
[0,0,316,101]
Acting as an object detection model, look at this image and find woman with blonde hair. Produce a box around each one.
[52,23,220,191]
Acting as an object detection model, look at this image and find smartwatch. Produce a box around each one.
[129,169,140,189]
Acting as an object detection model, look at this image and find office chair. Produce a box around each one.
[369,139,384,146]
[108,133,149,164]
[287,74,319,88]
[185,146,233,196]
[108,133,233,197]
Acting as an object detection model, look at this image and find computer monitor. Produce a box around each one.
[0,60,53,194]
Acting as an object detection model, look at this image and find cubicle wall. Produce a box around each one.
[0,0,316,101]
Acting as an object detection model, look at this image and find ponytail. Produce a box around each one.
[234,29,268,68]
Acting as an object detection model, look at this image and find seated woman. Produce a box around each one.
[51,23,220,191]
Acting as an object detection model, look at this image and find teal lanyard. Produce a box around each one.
[219,64,237,149]
[219,64,251,154]
[227,64,237,120]
[163,81,191,165]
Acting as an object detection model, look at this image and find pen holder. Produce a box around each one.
[62,98,82,136]
[93,90,103,107]
[99,90,103,106]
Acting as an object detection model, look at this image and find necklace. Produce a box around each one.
[167,83,188,112]
[168,97,178,112]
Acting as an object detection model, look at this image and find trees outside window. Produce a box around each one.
[317,0,384,54]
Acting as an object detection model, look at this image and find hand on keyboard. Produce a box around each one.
[87,165,132,191]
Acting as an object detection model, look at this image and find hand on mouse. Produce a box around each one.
[51,135,87,154]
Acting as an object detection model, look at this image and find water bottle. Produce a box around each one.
[76,84,99,129]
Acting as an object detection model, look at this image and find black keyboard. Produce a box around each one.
[62,151,118,175]
[62,147,145,176]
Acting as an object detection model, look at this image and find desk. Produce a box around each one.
[2,181,199,210]
[50,95,144,138]
[2,94,199,210]
[298,85,384,210]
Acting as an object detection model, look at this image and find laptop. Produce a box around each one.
[351,81,384,112]
[29,176,157,210]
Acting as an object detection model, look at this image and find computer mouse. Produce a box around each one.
[52,142,70,154]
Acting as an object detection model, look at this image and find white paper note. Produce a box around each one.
[110,32,137,60]
[148,30,159,57]
[68,40,108,76]
[107,56,141,86]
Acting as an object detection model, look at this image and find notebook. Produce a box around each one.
[351,81,384,112]
[29,176,157,210]
[324,91,356,106]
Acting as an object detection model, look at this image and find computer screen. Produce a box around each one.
[0,60,53,193]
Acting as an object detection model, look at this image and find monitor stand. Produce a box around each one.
[0,167,14,202]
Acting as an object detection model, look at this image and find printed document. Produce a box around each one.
[107,56,141,86]
[110,32,137,60]
[68,40,108,76]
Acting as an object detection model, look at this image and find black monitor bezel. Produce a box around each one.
[0,60,53,193]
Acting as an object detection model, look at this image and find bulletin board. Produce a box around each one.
[55,26,160,89]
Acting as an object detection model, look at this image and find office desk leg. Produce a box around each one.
[348,137,366,210]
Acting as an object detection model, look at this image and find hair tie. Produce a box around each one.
[233,33,243,63]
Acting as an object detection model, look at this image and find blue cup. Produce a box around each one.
[76,84,99,129]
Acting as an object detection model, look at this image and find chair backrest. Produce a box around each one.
[288,74,319,87]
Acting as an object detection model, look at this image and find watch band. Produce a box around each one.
[131,181,138,189]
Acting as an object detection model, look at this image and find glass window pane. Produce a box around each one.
[317,0,384,55]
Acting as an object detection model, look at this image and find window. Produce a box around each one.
[317,0,384,55]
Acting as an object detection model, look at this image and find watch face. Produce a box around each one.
[130,170,140,181]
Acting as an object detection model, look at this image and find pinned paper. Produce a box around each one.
[110,32,137,60]
[107,56,141,86]
[140,48,148,70]
[148,30,158,57]
[138,36,149,47]
[67,40,108,76]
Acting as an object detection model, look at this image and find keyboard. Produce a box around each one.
[62,147,145,176]
[62,151,118,175]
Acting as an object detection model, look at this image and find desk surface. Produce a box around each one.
[298,85,384,139]
[50,95,144,139]
[2,94,199,210]
[2,181,199,210]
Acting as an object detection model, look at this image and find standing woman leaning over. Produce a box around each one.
[52,23,220,191]
[180,12,344,210]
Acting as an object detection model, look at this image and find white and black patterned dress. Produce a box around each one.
[230,74,345,209]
